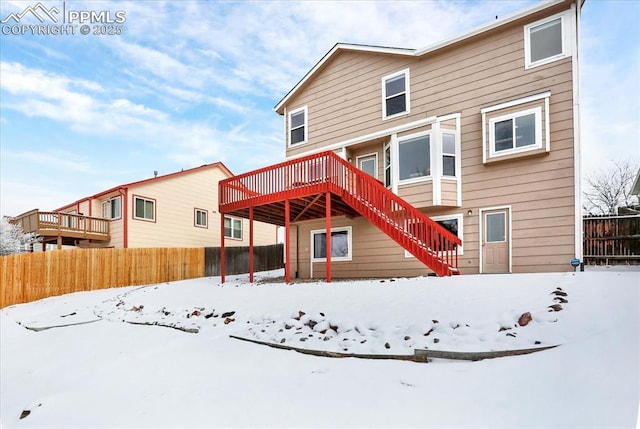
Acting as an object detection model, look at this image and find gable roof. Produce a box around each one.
[55,162,233,211]
[274,0,574,114]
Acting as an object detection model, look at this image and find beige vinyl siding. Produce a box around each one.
[347,142,385,180]
[281,3,576,275]
[441,180,457,206]
[94,191,125,247]
[108,218,124,248]
[127,167,276,248]
[398,181,433,207]
[78,200,90,216]
[294,216,432,279]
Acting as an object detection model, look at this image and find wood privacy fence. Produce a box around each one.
[583,215,640,265]
[1,248,205,308]
[205,244,284,276]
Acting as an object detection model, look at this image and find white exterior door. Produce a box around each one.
[482,209,510,273]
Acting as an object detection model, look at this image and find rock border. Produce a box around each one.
[414,345,558,361]
[230,335,426,362]
[229,335,559,362]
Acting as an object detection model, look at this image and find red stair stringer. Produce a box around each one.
[328,154,461,276]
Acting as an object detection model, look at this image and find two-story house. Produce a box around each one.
[14,163,278,250]
[219,0,584,281]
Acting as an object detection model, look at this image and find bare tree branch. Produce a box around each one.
[583,160,640,215]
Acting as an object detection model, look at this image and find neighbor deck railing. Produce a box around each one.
[12,209,110,240]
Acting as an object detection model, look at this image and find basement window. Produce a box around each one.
[405,214,463,257]
[311,226,352,262]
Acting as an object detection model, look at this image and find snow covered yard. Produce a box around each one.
[1,269,638,428]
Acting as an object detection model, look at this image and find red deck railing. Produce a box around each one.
[220,151,461,276]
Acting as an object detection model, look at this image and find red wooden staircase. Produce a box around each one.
[219,151,461,277]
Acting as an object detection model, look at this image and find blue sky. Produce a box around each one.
[1,0,638,216]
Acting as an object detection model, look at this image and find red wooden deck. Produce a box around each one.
[219,151,461,282]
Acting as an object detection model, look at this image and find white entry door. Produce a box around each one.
[482,209,510,273]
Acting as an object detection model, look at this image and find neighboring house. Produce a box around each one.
[632,168,640,197]
[14,163,278,250]
[220,0,584,280]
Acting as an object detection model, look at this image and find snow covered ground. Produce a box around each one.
[1,269,638,428]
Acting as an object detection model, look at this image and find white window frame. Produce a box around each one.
[405,213,463,258]
[488,107,542,158]
[310,226,352,262]
[133,196,155,222]
[381,68,410,120]
[288,105,308,146]
[481,92,550,163]
[441,132,457,177]
[485,212,507,243]
[478,205,513,274]
[101,196,122,220]
[356,153,378,180]
[524,12,570,69]
[101,201,110,219]
[224,216,242,240]
[194,208,208,228]
[383,142,392,188]
[397,131,432,185]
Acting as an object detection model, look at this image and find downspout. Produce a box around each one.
[122,187,129,248]
[572,0,583,261]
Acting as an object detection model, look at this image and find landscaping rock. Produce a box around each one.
[518,312,533,327]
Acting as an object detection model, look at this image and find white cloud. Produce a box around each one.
[2,150,92,172]
[1,0,637,217]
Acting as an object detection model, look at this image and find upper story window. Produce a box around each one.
[399,133,430,181]
[101,196,121,220]
[357,153,377,179]
[288,106,307,146]
[489,108,541,156]
[384,144,392,188]
[134,196,155,221]
[442,133,456,177]
[481,91,550,163]
[524,13,570,69]
[224,216,242,240]
[194,208,208,228]
[382,69,410,119]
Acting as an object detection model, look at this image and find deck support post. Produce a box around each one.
[56,235,62,250]
[326,192,331,283]
[285,199,291,284]
[220,212,225,284]
[249,206,254,283]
